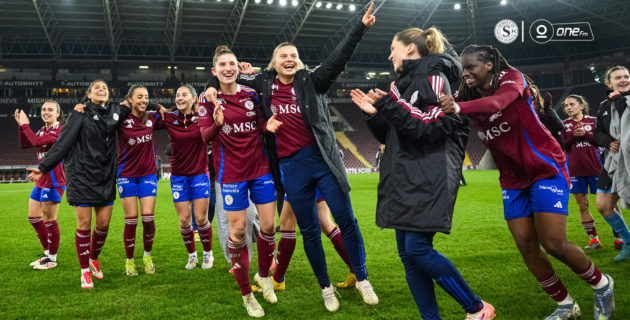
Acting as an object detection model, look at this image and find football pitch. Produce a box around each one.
[0,170,628,319]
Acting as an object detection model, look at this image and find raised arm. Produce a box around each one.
[310,2,374,94]
[19,124,60,149]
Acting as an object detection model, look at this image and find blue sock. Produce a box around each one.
[604,211,630,243]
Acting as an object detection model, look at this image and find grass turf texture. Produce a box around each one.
[0,170,628,319]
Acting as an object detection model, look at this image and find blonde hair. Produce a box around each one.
[213,45,237,67]
[266,42,307,71]
[604,65,629,88]
[395,27,449,56]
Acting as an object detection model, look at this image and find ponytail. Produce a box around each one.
[394,27,449,57]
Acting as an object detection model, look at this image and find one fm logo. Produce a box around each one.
[494,19,593,44]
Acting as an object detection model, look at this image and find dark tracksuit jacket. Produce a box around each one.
[594,91,630,189]
[365,49,467,233]
[39,101,129,205]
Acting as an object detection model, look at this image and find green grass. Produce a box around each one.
[0,170,628,319]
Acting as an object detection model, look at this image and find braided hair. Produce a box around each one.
[456,45,535,102]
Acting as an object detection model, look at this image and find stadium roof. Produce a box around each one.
[1,0,629,68]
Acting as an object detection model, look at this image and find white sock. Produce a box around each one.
[127,258,134,262]
[204,250,212,256]
[44,249,49,256]
[593,275,609,290]
[81,267,90,273]
[48,254,57,262]
[144,251,150,256]
[189,252,197,258]
[558,294,574,305]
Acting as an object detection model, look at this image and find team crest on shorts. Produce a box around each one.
[245,100,254,110]
[113,113,119,121]
[225,195,233,205]
[118,186,123,193]
[173,191,180,200]
[198,106,207,117]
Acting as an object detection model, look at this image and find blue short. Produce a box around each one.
[170,173,211,202]
[502,172,569,220]
[70,201,114,207]
[570,176,598,194]
[221,173,276,211]
[117,174,158,199]
[30,186,65,203]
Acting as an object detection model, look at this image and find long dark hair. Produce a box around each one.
[81,79,109,104]
[126,85,149,124]
[456,45,535,102]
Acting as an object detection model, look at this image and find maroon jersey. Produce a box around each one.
[18,122,66,188]
[198,85,270,183]
[270,78,316,158]
[458,69,567,189]
[117,112,160,177]
[162,110,208,176]
[562,116,602,177]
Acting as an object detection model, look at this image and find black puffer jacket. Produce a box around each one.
[39,101,129,205]
[208,19,368,194]
[365,49,467,233]
[594,91,630,149]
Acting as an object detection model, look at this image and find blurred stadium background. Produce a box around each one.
[1,0,629,181]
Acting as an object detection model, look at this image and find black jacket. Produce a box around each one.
[538,107,564,148]
[365,49,467,233]
[594,92,630,149]
[39,101,129,205]
[208,19,368,194]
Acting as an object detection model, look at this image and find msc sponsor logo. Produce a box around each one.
[477,122,511,142]
[275,103,301,114]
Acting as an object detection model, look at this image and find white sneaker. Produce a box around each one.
[356,279,379,305]
[81,269,94,289]
[185,255,198,270]
[30,254,48,267]
[89,259,103,280]
[322,285,339,312]
[33,257,57,270]
[254,272,278,303]
[242,292,265,317]
[201,251,214,269]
